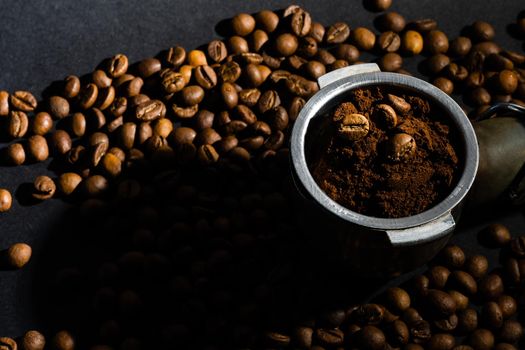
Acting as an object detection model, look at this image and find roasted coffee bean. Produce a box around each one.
[135,122,152,145]
[112,73,134,87]
[63,75,81,98]
[10,90,37,112]
[137,58,161,78]
[239,88,261,107]
[408,18,438,32]
[374,103,397,128]
[122,76,144,97]
[251,29,269,52]
[288,96,305,121]
[52,330,75,350]
[58,172,82,196]
[497,295,517,318]
[401,30,424,55]
[316,48,337,65]
[472,41,501,55]
[255,10,279,33]
[50,130,72,155]
[315,328,344,347]
[78,83,98,109]
[290,8,312,37]
[479,274,504,300]
[194,65,217,89]
[197,127,222,145]
[83,175,109,197]
[6,242,32,268]
[0,337,17,350]
[378,52,402,71]
[165,46,186,67]
[385,287,410,312]
[479,224,511,248]
[427,289,457,317]
[457,308,479,334]
[377,12,406,32]
[449,271,477,295]
[264,130,285,150]
[494,70,518,94]
[86,108,106,131]
[221,82,239,109]
[333,44,360,63]
[429,265,451,289]
[387,94,411,115]
[32,175,56,200]
[358,325,385,349]
[207,40,228,63]
[95,86,115,110]
[510,236,525,257]
[450,36,472,57]
[498,320,523,343]
[387,133,416,162]
[216,135,239,153]
[135,100,165,121]
[427,54,451,75]
[119,122,136,150]
[26,135,49,162]
[6,111,28,139]
[231,13,255,36]
[325,22,350,44]
[366,0,392,12]
[267,106,289,131]
[109,96,127,117]
[90,142,109,167]
[5,143,25,165]
[287,54,307,70]
[351,27,376,51]
[197,144,219,164]
[160,69,185,93]
[0,189,12,212]
[227,36,249,54]
[153,118,173,139]
[264,331,290,347]
[434,313,459,332]
[485,54,514,71]
[335,113,369,141]
[194,110,214,130]
[285,74,319,97]
[439,245,466,268]
[409,320,431,344]
[30,112,52,136]
[258,90,280,114]
[21,330,46,350]
[0,91,9,117]
[241,135,264,150]
[171,127,197,146]
[107,54,129,78]
[469,329,494,350]
[91,69,112,88]
[181,85,205,106]
[377,31,401,52]
[470,21,495,42]
[293,326,313,348]
[482,301,504,329]
[469,87,491,106]
[310,21,325,42]
[100,153,122,177]
[448,290,469,310]
[386,319,409,346]
[412,275,430,297]
[465,71,485,89]
[427,334,455,350]
[275,33,299,57]
[249,120,272,136]
[444,63,469,81]
[47,95,70,120]
[219,61,242,83]
[425,30,449,54]
[303,60,326,79]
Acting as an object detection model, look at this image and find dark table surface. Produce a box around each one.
[0,0,524,339]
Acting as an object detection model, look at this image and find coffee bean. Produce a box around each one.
[255,10,279,33]
[427,334,455,350]
[137,58,161,78]
[56,172,82,196]
[0,337,17,350]
[412,275,430,297]
[470,21,495,42]
[5,143,25,165]
[172,104,198,119]
[6,242,32,268]
[7,111,29,139]
[153,118,173,139]
[10,90,37,112]
[377,12,406,32]
[258,90,280,114]
[160,69,186,93]
[510,236,525,257]
[66,145,86,166]
[180,85,204,106]
[427,289,457,317]
[335,113,369,141]
[238,88,261,107]
[481,301,504,329]
[194,65,218,89]
[223,120,247,135]
[21,330,46,350]
[52,331,74,350]
[264,130,285,151]
[309,21,325,43]
[408,18,438,32]
[197,144,219,164]
[443,63,469,81]
[374,103,398,128]
[326,22,350,44]
[50,130,72,155]
[250,29,269,52]
[359,325,385,349]
[197,128,222,145]
[122,76,144,97]
[264,331,290,347]
[425,30,449,54]
[165,46,186,67]
[426,54,451,75]
[293,326,313,348]
[297,36,318,57]
[479,274,504,300]
[107,54,129,78]
[333,44,360,63]
[440,245,466,268]
[472,41,501,55]
[315,328,344,347]
[469,329,494,350]
[494,70,518,94]
[290,8,312,37]
[378,52,403,71]
[429,265,451,288]
[366,0,392,12]
[498,320,523,343]
[485,54,514,71]
[386,319,409,346]
[220,82,239,109]
[78,83,99,109]
[448,290,469,310]
[497,295,517,318]
[135,100,165,121]
[63,75,81,99]
[351,27,376,51]
[0,91,9,117]
[385,287,411,312]
[0,189,12,213]
[83,175,109,197]
[275,33,299,56]
[219,61,242,83]
[479,224,511,248]
[387,133,416,162]
[109,97,127,118]
[457,308,478,334]
[216,135,238,153]
[26,135,48,163]
[231,13,255,36]
[91,69,112,89]
[32,175,56,200]
[449,36,472,57]
[194,110,214,130]
[377,31,401,52]
[402,30,424,55]
[469,87,491,106]
[227,36,249,54]
[316,48,336,65]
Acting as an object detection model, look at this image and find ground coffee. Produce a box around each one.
[310,85,460,218]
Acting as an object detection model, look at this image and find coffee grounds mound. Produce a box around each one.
[310,86,460,218]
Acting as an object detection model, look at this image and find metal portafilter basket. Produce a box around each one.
[290,63,525,276]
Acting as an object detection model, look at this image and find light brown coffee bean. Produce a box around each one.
[10,91,37,112]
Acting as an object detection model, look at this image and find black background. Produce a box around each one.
[0,0,524,338]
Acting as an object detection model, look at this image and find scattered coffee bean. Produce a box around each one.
[377,12,406,32]
[387,133,416,162]
[27,135,49,162]
[0,91,9,116]
[0,189,12,213]
[21,330,46,350]
[6,242,32,269]
[10,90,37,112]
[32,175,56,200]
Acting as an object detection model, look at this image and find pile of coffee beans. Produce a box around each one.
[0,2,524,349]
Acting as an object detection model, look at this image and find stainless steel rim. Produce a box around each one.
[290,72,479,230]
